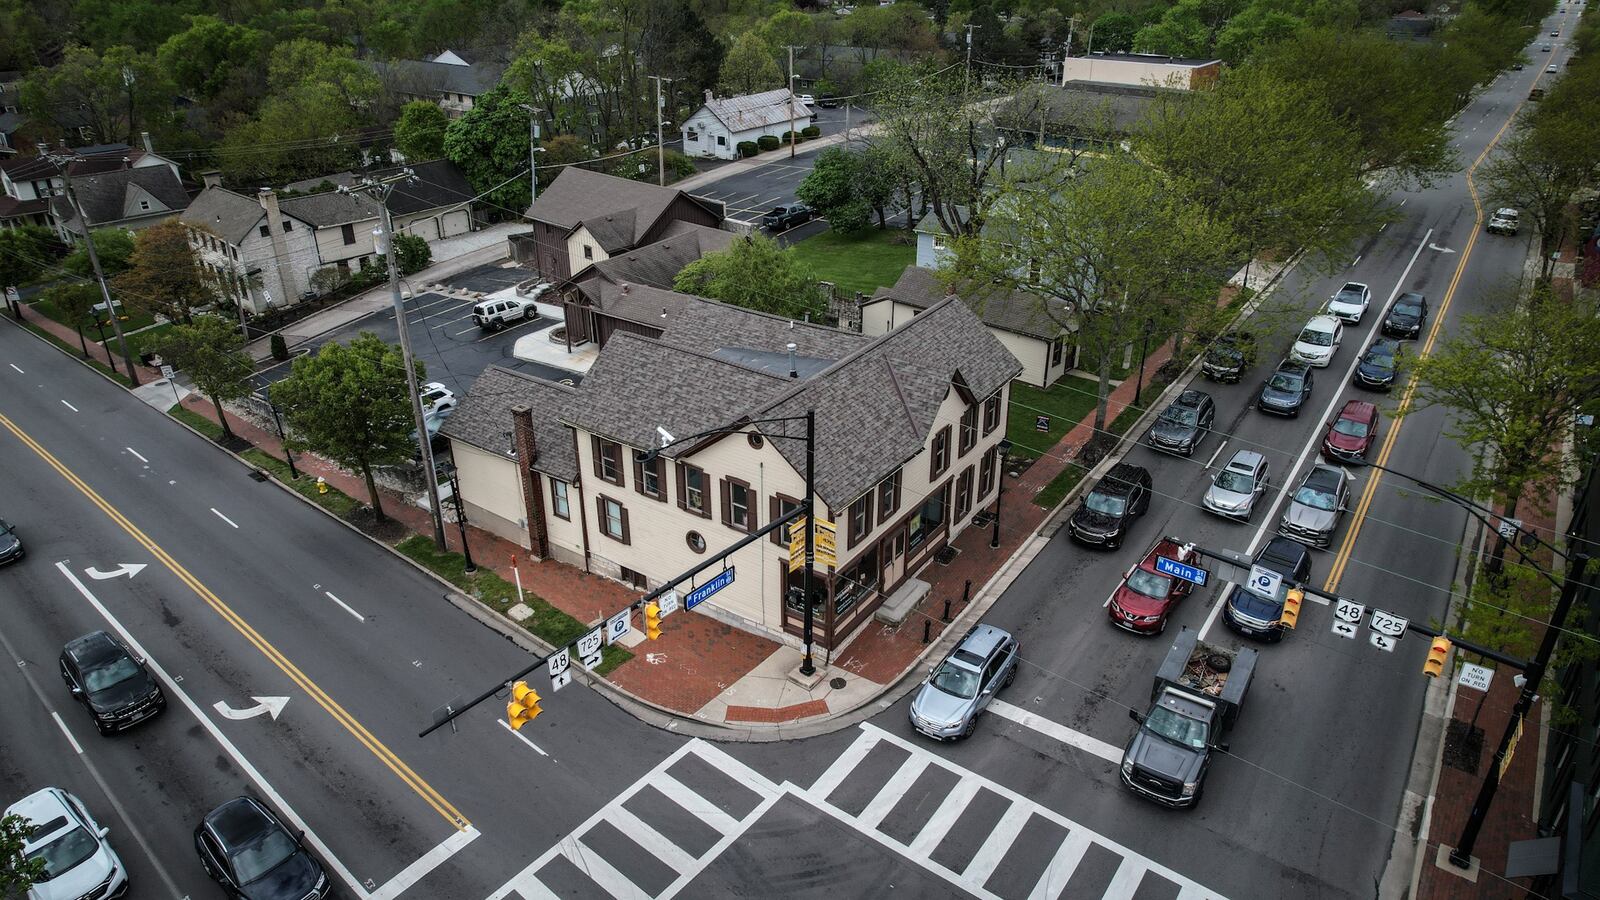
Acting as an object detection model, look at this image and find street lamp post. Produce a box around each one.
[1134,318,1154,406]
[990,438,1013,549]
[268,402,299,479]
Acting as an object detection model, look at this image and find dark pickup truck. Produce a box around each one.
[1121,627,1256,808]
[760,204,813,231]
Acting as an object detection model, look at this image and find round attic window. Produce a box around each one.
[686,531,707,554]
[748,432,764,449]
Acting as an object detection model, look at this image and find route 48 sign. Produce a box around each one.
[1331,598,1365,640]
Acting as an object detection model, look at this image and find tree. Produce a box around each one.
[218,40,380,184]
[394,100,449,162]
[156,16,269,103]
[392,233,432,275]
[718,32,782,96]
[21,44,176,146]
[62,229,134,280]
[1479,106,1600,281]
[270,333,420,521]
[111,221,209,324]
[796,147,872,233]
[674,233,825,318]
[41,282,101,357]
[1089,12,1140,53]
[156,316,251,439]
[444,83,538,216]
[0,812,46,896]
[1406,286,1600,523]
[0,225,62,289]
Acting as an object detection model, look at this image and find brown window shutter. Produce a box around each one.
[894,472,902,512]
[633,455,644,496]
[720,478,731,527]
[595,495,606,534]
[620,504,631,544]
[770,496,782,545]
[591,436,603,479]
[675,462,687,509]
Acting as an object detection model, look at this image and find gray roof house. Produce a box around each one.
[281,159,478,243]
[681,88,814,161]
[370,50,502,118]
[48,165,192,238]
[562,222,736,346]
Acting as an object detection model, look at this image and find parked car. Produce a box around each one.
[7,787,128,900]
[195,797,331,900]
[1222,537,1314,641]
[1290,315,1343,368]
[760,204,813,231]
[0,517,21,564]
[1542,43,1552,51]
[1547,63,1559,73]
[798,93,815,105]
[1069,463,1152,549]
[1325,282,1371,324]
[419,382,456,417]
[1108,538,1198,635]
[1202,450,1271,521]
[1354,338,1401,391]
[1201,331,1256,383]
[1382,292,1429,339]
[59,631,165,735]
[1487,208,1520,235]
[818,95,841,108]
[908,624,1019,739]
[1257,360,1315,417]
[472,297,539,331]
[1512,62,1525,70]
[411,406,454,452]
[1530,87,1546,100]
[1146,390,1215,457]
[1280,463,1351,548]
[1323,399,1380,463]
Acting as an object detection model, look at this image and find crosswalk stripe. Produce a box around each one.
[809,729,882,800]
[988,699,1123,764]
[565,838,653,900]
[606,805,699,874]
[906,778,983,858]
[653,772,742,836]
[1101,856,1148,900]
[1028,829,1091,900]
[962,802,1032,889]
[689,742,782,800]
[857,756,929,831]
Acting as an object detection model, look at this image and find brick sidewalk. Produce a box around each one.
[14,304,163,384]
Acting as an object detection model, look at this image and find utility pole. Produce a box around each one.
[342,172,447,550]
[517,104,543,210]
[122,66,136,146]
[965,24,978,95]
[648,76,673,185]
[786,46,800,160]
[49,152,139,385]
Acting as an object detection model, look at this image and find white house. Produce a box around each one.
[1061,53,1221,90]
[681,88,813,160]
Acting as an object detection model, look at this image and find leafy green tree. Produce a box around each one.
[21,44,176,146]
[110,221,209,324]
[718,32,782,96]
[0,811,47,896]
[674,233,824,318]
[270,333,421,521]
[392,233,432,275]
[859,142,905,229]
[68,0,188,53]
[759,10,817,50]
[0,225,63,289]
[41,282,101,357]
[1479,93,1600,280]
[218,41,380,184]
[444,83,538,216]
[796,147,871,233]
[0,0,50,70]
[156,16,269,102]
[156,316,251,439]
[395,100,449,162]
[62,229,135,281]
[1089,12,1140,53]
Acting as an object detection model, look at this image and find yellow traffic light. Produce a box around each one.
[1278,588,1304,630]
[644,602,662,640]
[1423,636,1452,677]
[506,681,541,730]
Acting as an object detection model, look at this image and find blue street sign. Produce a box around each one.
[685,567,736,611]
[1155,555,1208,586]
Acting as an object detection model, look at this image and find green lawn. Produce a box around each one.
[30,298,157,333]
[789,228,916,296]
[1005,375,1101,460]
[1031,368,1178,509]
[168,403,224,439]
[240,448,364,518]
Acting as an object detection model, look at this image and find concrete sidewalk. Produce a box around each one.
[673,126,875,194]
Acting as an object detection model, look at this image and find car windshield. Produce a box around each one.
[1268,373,1303,392]
[1127,568,1172,599]
[1215,470,1255,492]
[1208,345,1241,361]
[233,830,299,884]
[83,656,141,692]
[929,663,979,699]
[1144,705,1209,749]
[28,826,98,881]
[1298,327,1333,347]
[1394,301,1422,316]
[1160,407,1198,426]
[1336,291,1363,304]
[1364,348,1395,367]
[1294,485,1338,511]
[1085,491,1126,516]
[1334,417,1370,438]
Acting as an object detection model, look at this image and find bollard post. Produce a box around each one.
[923,620,931,644]
[941,597,951,623]
[962,580,972,605]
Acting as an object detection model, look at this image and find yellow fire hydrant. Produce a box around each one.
[316,476,328,494]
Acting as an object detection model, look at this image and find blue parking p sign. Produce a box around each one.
[1155,556,1208,586]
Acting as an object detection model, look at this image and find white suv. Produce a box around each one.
[7,787,128,900]
[1291,315,1343,367]
[472,297,539,331]
[419,382,456,417]
[1325,282,1371,324]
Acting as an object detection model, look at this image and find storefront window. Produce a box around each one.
[908,490,946,553]
[834,547,880,616]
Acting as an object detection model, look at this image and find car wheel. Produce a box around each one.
[1003,665,1016,688]
[962,715,978,739]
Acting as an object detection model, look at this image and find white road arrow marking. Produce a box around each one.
[213,696,290,721]
[85,564,147,580]
[1428,243,1457,254]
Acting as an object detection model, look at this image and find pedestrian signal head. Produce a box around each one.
[644,602,662,640]
[1423,636,1451,678]
[507,680,541,730]
[1278,588,1304,630]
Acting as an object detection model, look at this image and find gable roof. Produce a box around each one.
[440,367,580,481]
[278,190,381,228]
[590,281,697,329]
[658,295,872,361]
[180,187,267,244]
[375,159,476,215]
[370,58,500,99]
[528,168,721,244]
[53,166,190,229]
[574,222,734,294]
[699,88,806,134]
[870,265,1067,340]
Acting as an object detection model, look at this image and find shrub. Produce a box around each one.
[801,125,821,139]
[270,333,288,361]
[737,141,759,158]
[757,134,780,151]
[780,131,800,144]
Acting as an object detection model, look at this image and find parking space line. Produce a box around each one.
[324,591,365,622]
[1204,440,1229,470]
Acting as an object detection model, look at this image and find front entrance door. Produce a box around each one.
[880,526,907,591]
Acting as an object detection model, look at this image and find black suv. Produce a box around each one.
[1147,390,1215,456]
[1201,332,1256,383]
[1222,537,1313,642]
[1069,463,1153,549]
[196,797,331,900]
[59,631,165,735]
[1257,360,1314,417]
[0,517,20,564]
[760,204,813,231]
[1382,292,1429,339]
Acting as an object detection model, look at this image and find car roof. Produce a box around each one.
[1258,536,1310,571]
[1097,463,1149,494]
[6,789,76,844]
[1174,389,1209,407]
[1303,464,1345,489]
[954,624,1009,662]
[205,797,277,851]
[1275,359,1310,374]
[1224,449,1265,472]
[1303,314,1340,331]
[1339,282,1367,291]
[1338,399,1377,419]
[63,631,125,667]
[1365,339,1398,355]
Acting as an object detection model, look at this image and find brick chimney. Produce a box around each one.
[257,188,298,309]
[705,89,714,104]
[511,405,551,558]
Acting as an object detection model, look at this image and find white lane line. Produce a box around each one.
[211,508,239,528]
[61,400,79,412]
[1102,565,1135,607]
[8,363,22,374]
[125,447,148,463]
[53,562,370,898]
[988,698,1123,764]
[51,711,85,754]
[498,718,549,756]
[324,591,365,622]
[1198,228,1433,641]
[1203,439,1229,470]
[368,825,481,900]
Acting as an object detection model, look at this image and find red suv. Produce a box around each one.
[1108,539,1197,635]
[1323,400,1379,462]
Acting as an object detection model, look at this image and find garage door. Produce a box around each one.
[441,210,471,238]
[403,217,439,240]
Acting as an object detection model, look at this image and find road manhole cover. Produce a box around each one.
[830,677,847,689]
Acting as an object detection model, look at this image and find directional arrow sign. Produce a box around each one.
[212,697,290,721]
[85,564,147,580]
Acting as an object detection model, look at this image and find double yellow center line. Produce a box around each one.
[0,412,469,830]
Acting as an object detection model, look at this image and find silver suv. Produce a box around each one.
[1203,449,1270,520]
[1280,463,1351,548]
[909,624,1019,740]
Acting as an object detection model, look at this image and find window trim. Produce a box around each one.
[341,222,356,245]
[551,479,571,520]
[721,476,754,533]
[633,454,666,502]
[591,436,625,487]
[676,462,710,518]
[597,494,630,543]
[982,392,1002,435]
[876,469,902,523]
[848,492,874,549]
[770,494,803,546]
[930,426,952,480]
[959,405,978,457]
